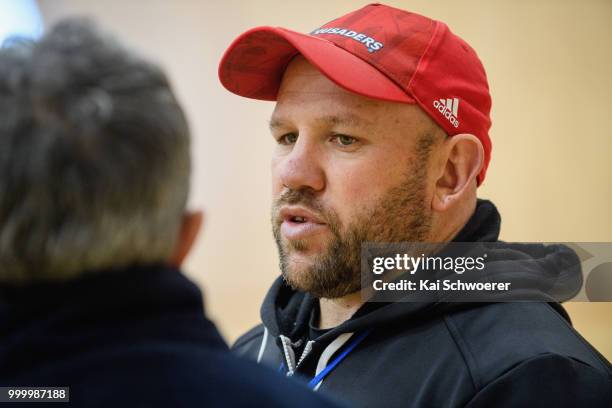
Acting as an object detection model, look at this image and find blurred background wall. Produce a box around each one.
[31,0,611,358]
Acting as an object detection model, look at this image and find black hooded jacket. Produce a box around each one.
[233,200,612,407]
[0,265,342,408]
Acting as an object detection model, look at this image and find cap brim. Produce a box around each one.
[218,26,414,104]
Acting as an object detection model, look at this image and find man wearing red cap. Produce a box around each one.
[219,4,612,407]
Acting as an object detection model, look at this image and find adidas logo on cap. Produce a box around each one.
[433,98,460,128]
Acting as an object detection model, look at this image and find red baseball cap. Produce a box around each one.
[218,3,492,184]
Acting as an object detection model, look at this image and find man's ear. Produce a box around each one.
[169,210,204,267]
[432,134,483,212]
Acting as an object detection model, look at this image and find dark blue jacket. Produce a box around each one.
[0,265,341,407]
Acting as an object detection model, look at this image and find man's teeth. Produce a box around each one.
[292,216,306,223]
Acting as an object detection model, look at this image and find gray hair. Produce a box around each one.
[0,19,191,283]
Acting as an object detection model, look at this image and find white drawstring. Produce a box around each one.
[256,327,269,363]
[312,332,355,391]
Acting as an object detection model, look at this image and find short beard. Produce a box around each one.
[272,136,435,299]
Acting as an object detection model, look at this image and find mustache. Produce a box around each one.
[272,189,328,223]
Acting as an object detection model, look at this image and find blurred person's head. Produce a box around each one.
[0,19,201,284]
[219,4,491,298]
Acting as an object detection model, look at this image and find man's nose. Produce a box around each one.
[278,136,325,192]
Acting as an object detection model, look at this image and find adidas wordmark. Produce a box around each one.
[433,98,460,128]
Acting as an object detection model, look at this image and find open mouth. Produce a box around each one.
[280,206,325,225]
[279,206,327,240]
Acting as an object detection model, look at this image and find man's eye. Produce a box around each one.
[333,134,356,146]
[279,133,298,145]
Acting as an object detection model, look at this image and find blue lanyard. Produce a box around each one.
[277,329,373,388]
[307,329,372,389]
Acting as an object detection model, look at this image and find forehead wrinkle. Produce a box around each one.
[269,112,373,131]
[315,113,373,128]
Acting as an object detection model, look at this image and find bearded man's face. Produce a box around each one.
[270,56,440,298]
